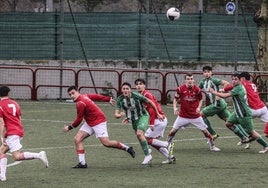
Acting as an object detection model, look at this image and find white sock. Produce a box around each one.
[159,147,169,158]
[0,157,7,178]
[23,152,41,160]
[78,154,86,165]
[152,139,168,147]
[119,143,128,151]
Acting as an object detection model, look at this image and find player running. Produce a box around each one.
[135,78,175,164]
[209,73,268,154]
[0,86,48,182]
[198,66,249,143]
[224,71,268,137]
[63,86,135,168]
[115,82,164,165]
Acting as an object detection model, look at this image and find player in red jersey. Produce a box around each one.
[166,73,220,151]
[63,86,135,168]
[0,86,48,182]
[135,78,175,164]
[223,72,268,137]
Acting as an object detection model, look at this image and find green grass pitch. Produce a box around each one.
[2,101,268,188]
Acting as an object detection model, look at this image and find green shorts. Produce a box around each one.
[202,100,230,120]
[132,114,149,132]
[227,112,254,133]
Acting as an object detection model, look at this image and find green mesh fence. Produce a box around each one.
[0,12,258,62]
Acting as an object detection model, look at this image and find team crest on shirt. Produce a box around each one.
[184,96,196,101]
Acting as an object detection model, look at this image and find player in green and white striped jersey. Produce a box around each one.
[115,82,164,165]
[199,66,249,143]
[209,73,268,153]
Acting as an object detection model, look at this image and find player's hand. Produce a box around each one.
[196,107,201,113]
[157,114,164,121]
[149,125,154,131]
[109,97,116,106]
[219,88,225,93]
[173,107,178,115]
[215,96,221,101]
[122,118,129,124]
[62,125,70,133]
[209,88,215,93]
[1,137,7,146]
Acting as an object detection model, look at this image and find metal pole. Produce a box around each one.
[59,0,64,101]
[234,0,238,71]
[199,0,203,13]
[145,0,149,82]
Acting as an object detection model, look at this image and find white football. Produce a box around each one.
[166,7,180,21]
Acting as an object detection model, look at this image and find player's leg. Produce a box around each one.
[146,118,169,148]
[0,145,8,182]
[226,112,249,142]
[95,122,135,158]
[239,117,268,153]
[201,104,224,138]
[257,107,268,137]
[191,117,220,151]
[167,116,188,143]
[264,123,268,137]
[6,135,48,168]
[134,115,152,165]
[72,124,92,168]
[98,137,136,158]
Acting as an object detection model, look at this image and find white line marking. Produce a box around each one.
[7,161,22,168]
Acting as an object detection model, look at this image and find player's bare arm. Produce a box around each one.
[0,118,7,146]
[173,97,179,115]
[196,99,203,113]
[147,99,163,120]
[221,79,230,88]
[209,88,231,98]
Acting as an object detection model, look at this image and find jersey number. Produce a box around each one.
[251,84,257,93]
[8,104,16,116]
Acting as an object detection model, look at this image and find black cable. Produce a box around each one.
[151,1,179,86]
[67,0,98,93]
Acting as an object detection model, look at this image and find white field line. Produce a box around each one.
[6,153,23,168]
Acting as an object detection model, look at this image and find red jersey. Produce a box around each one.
[241,80,265,109]
[72,94,110,127]
[175,84,202,119]
[141,89,165,125]
[0,97,24,137]
[224,81,265,109]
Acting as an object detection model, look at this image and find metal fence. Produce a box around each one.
[0,12,258,62]
[1,65,268,103]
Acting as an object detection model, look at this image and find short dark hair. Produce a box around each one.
[122,82,131,88]
[134,78,146,85]
[232,72,240,78]
[239,72,251,80]
[0,86,10,97]
[67,85,78,93]
[184,72,193,79]
[202,66,212,71]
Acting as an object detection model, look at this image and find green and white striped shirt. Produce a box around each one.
[116,92,149,122]
[230,84,251,118]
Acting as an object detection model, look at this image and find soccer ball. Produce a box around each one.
[166,7,180,21]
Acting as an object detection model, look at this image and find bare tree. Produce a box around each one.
[254,0,268,71]
[0,0,17,11]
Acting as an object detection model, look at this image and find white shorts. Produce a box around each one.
[145,117,168,138]
[79,121,109,138]
[251,106,268,122]
[173,116,208,131]
[6,135,23,153]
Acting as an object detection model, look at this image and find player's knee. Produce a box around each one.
[73,136,82,144]
[225,122,234,129]
[13,153,21,161]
